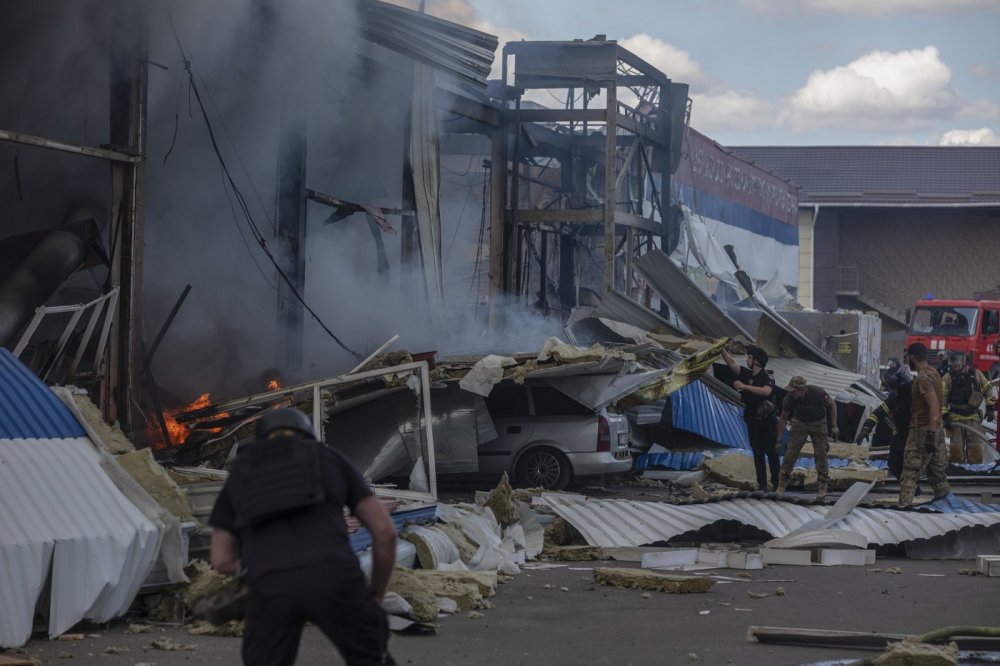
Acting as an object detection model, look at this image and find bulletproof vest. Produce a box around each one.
[231,437,327,528]
[948,370,978,416]
[791,386,827,422]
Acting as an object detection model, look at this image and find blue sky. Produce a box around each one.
[413,0,1000,146]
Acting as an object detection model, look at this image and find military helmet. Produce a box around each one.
[255,408,317,440]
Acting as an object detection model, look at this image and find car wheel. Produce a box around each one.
[515,447,572,490]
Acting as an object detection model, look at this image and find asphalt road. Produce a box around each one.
[12,556,1000,666]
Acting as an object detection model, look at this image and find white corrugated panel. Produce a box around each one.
[0,438,161,647]
[542,493,1000,549]
[766,357,881,409]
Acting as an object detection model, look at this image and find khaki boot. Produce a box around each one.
[816,482,828,499]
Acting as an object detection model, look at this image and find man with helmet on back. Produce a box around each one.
[722,345,779,491]
[209,408,398,666]
[855,363,913,480]
[942,352,996,464]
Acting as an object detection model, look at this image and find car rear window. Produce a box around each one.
[486,382,530,417]
[531,385,594,416]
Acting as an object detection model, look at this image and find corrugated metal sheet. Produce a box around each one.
[635,250,754,340]
[671,380,750,450]
[0,437,160,647]
[0,348,85,439]
[594,290,687,337]
[361,0,498,89]
[766,357,882,409]
[542,492,1000,549]
[634,451,705,471]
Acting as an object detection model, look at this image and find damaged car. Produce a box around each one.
[477,380,633,490]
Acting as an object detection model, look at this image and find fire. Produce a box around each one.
[266,379,281,391]
[150,392,228,449]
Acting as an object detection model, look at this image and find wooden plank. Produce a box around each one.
[746,626,1000,652]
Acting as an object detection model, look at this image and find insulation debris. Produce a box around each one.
[482,472,518,527]
[435,522,479,563]
[545,517,585,547]
[871,639,958,666]
[402,525,464,571]
[388,568,497,617]
[69,392,135,454]
[115,448,195,522]
[543,545,605,561]
[187,620,244,637]
[149,637,196,651]
[592,567,715,594]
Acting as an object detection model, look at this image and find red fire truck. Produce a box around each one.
[905,296,1000,378]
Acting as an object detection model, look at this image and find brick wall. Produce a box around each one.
[835,208,1000,313]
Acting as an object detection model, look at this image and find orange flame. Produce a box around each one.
[150,392,228,449]
[266,379,281,391]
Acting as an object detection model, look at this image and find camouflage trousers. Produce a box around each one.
[898,424,950,505]
[948,417,985,464]
[778,419,829,488]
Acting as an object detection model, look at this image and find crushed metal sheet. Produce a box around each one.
[592,567,715,594]
[541,492,1000,550]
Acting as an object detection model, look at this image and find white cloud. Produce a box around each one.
[780,46,962,130]
[689,91,776,133]
[939,127,1000,145]
[740,0,996,16]
[619,34,705,85]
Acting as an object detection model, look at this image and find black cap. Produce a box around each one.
[747,346,769,368]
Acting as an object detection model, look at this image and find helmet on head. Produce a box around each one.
[885,365,913,391]
[255,408,316,440]
[949,352,967,366]
[886,357,901,371]
[747,346,769,368]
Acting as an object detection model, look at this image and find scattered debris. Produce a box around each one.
[482,473,518,527]
[55,635,83,641]
[115,448,195,522]
[869,638,958,665]
[747,591,769,599]
[592,567,715,594]
[775,587,786,596]
[125,624,153,634]
[101,646,127,655]
[187,619,244,637]
[958,568,983,576]
[149,637,196,651]
[543,545,604,561]
[467,611,484,620]
[885,567,903,574]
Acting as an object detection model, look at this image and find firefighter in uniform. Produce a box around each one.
[942,352,996,464]
[722,345,779,491]
[775,376,838,498]
[898,343,950,506]
[855,365,913,479]
[210,408,398,666]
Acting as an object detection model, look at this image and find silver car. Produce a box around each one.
[478,381,633,490]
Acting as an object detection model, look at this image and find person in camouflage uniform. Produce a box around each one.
[942,352,996,464]
[775,375,838,499]
[898,343,951,506]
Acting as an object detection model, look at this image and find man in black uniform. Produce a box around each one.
[210,408,398,666]
[855,365,913,479]
[722,345,779,491]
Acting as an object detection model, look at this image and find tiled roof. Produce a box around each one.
[730,146,1000,205]
[0,349,85,439]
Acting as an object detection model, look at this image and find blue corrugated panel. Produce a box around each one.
[349,504,438,552]
[634,451,705,471]
[926,494,1000,514]
[952,463,999,474]
[0,349,85,439]
[671,381,750,450]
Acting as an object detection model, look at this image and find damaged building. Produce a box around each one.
[4,0,1000,659]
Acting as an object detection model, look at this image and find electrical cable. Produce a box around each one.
[166,13,361,360]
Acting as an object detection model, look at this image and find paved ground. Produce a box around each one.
[8,481,999,665]
[10,556,998,666]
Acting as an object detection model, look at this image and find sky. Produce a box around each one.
[412,0,1000,146]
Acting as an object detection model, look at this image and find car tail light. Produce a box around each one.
[597,415,611,452]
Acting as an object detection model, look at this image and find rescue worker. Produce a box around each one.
[855,365,913,479]
[775,376,838,498]
[936,351,950,376]
[898,343,950,506]
[209,408,398,666]
[721,345,779,491]
[942,352,996,464]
